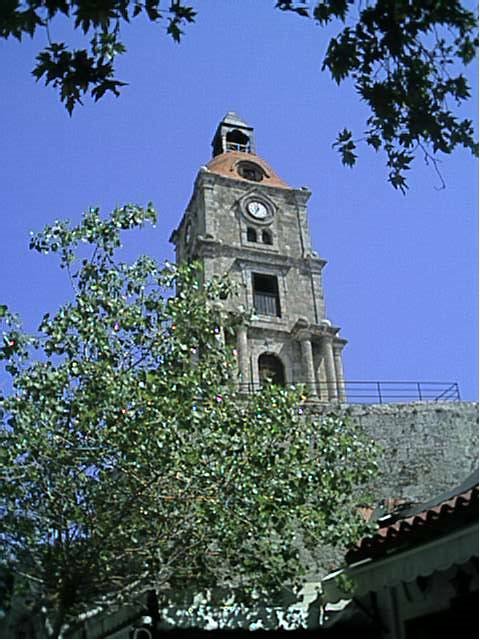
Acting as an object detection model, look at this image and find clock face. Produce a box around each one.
[247,201,268,220]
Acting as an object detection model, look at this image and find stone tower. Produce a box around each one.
[170,112,346,401]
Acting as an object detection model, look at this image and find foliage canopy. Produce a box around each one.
[1,1,477,190]
[0,205,377,637]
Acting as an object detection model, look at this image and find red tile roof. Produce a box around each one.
[347,484,479,563]
[205,151,291,189]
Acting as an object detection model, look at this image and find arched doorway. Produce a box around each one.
[258,353,285,386]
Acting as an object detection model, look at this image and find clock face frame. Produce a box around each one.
[246,200,269,221]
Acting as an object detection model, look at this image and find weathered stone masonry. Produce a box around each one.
[309,401,478,503]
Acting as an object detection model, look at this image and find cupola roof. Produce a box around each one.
[205,151,290,189]
[220,111,251,129]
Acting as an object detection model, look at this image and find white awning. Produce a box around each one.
[322,522,479,604]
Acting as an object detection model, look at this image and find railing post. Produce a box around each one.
[417,382,423,401]
[377,381,383,404]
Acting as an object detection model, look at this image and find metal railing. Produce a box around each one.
[253,292,280,317]
[340,381,460,403]
[226,142,250,152]
[237,381,461,404]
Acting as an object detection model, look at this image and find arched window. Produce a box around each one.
[226,129,250,152]
[247,227,257,242]
[258,353,285,386]
[262,229,273,245]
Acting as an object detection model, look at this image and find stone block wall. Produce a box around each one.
[309,401,478,503]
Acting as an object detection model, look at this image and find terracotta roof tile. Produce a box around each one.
[348,485,478,562]
[205,151,291,189]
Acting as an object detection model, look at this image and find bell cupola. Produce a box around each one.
[211,111,256,157]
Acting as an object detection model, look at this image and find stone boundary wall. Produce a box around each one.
[309,401,478,503]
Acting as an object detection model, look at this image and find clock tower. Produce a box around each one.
[170,112,346,401]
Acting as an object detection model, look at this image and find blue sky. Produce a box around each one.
[0,1,478,399]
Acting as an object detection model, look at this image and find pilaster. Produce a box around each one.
[236,324,250,392]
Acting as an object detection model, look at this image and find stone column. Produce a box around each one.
[214,326,225,347]
[333,343,346,402]
[236,324,250,392]
[298,331,318,399]
[322,335,338,401]
[190,347,200,366]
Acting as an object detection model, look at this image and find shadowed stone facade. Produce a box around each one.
[170,112,346,398]
[308,401,479,503]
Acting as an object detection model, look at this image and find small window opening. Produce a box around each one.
[226,129,250,153]
[259,353,285,386]
[252,273,281,317]
[237,161,263,182]
[247,227,257,242]
[262,230,273,245]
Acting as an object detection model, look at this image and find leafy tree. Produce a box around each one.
[0,205,377,637]
[0,0,197,114]
[279,0,478,191]
[0,1,477,191]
